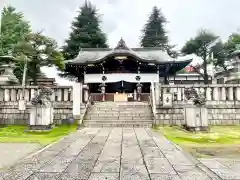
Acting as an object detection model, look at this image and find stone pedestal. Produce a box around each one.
[184,106,208,131]
[29,86,54,131]
[29,105,54,130]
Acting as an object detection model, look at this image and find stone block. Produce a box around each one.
[223,114,230,120]
[164,114,171,120]
[175,120,182,126]
[163,120,170,125]
[88,173,119,180]
[184,107,208,130]
[145,157,176,174]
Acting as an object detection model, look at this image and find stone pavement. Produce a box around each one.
[200,158,240,180]
[0,143,42,170]
[0,128,218,180]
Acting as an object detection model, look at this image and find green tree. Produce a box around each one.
[13,32,65,84]
[140,6,168,49]
[0,6,31,73]
[62,1,108,60]
[181,29,219,84]
[140,6,178,58]
[224,33,240,54]
[0,6,64,84]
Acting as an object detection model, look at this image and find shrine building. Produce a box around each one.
[65,38,192,101]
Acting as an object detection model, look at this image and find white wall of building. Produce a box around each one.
[84,73,159,83]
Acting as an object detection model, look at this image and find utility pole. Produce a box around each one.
[22,56,27,87]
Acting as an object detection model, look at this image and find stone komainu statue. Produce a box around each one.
[31,86,53,106]
[184,87,206,105]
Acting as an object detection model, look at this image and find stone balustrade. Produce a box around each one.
[0,86,73,103]
[152,84,240,126]
[0,86,84,125]
[156,84,240,103]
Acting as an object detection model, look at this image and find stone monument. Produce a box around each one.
[29,86,54,131]
[183,87,208,131]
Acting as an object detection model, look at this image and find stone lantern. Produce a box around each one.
[136,83,142,101]
[0,56,18,85]
[99,83,106,101]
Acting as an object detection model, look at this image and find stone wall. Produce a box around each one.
[152,84,240,126]
[0,86,86,125]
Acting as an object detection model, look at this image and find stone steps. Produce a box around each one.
[84,116,153,120]
[86,112,152,116]
[84,123,152,128]
[83,102,153,127]
[84,119,152,123]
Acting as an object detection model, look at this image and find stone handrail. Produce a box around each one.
[156,84,240,102]
[0,86,73,102]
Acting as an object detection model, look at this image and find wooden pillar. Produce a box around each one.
[164,76,168,85]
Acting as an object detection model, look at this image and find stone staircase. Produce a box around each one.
[83,102,153,127]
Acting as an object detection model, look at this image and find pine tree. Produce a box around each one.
[62,1,108,60]
[140,6,168,49]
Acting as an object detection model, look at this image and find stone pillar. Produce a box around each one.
[221,87,226,101]
[213,87,219,101]
[236,87,240,101]
[30,89,35,100]
[155,83,160,104]
[206,87,212,101]
[84,85,89,102]
[24,89,30,101]
[4,89,10,101]
[228,87,234,100]
[57,89,62,102]
[63,89,69,101]
[73,83,82,119]
[11,89,17,101]
[177,88,181,101]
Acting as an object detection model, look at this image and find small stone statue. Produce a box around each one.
[31,86,53,106]
[184,87,206,105]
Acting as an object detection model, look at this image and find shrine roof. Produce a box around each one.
[66,38,192,65]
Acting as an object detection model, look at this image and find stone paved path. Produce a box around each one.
[200,158,240,180]
[0,143,42,170]
[0,128,216,180]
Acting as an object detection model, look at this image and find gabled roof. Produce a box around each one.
[66,38,192,65]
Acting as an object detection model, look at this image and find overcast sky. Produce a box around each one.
[3,0,240,49]
[1,0,240,84]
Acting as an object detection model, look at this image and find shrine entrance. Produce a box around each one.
[88,81,150,102]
